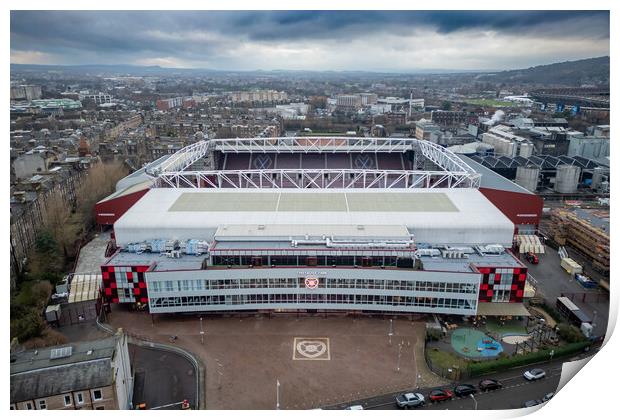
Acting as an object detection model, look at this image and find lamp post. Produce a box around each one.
[276,379,281,410]
[388,319,394,345]
[470,393,478,410]
[200,317,204,345]
[396,342,403,372]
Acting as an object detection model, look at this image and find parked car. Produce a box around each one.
[454,384,478,397]
[428,389,453,402]
[542,392,554,402]
[523,368,546,381]
[479,379,503,391]
[523,399,542,408]
[395,392,425,409]
[345,405,364,410]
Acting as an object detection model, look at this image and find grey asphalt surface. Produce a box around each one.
[524,244,609,336]
[328,358,571,410]
[130,344,197,410]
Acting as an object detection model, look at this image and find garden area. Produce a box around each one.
[425,312,591,380]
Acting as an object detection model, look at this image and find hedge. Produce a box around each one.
[468,341,591,377]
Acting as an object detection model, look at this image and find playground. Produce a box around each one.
[450,328,503,359]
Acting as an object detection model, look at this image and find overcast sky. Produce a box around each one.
[10,11,610,72]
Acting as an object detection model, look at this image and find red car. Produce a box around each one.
[429,389,453,402]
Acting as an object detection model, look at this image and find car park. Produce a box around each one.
[479,379,503,391]
[395,392,425,409]
[453,384,477,397]
[428,389,453,402]
[523,368,546,381]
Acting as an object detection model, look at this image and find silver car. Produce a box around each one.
[395,392,425,409]
[523,368,546,381]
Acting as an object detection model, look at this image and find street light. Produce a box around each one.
[470,394,477,410]
[388,319,394,345]
[396,342,403,372]
[276,379,281,410]
[200,317,204,345]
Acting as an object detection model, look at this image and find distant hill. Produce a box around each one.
[10,56,610,85]
[10,63,204,76]
[476,56,609,86]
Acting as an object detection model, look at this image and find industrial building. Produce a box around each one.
[96,137,542,316]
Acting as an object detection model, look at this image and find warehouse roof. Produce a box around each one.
[460,155,532,194]
[114,188,515,247]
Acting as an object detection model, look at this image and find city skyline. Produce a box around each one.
[10,10,610,72]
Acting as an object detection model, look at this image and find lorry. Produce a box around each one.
[556,296,592,329]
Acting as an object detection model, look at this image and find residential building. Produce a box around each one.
[10,332,132,410]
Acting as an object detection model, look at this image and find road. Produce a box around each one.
[130,344,197,410]
[326,359,569,410]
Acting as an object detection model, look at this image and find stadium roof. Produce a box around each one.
[114,188,515,247]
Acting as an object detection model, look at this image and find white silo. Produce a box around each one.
[591,167,607,190]
[554,165,581,193]
[515,166,540,192]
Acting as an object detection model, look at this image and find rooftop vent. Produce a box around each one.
[50,346,72,360]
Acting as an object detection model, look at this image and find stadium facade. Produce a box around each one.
[95,137,543,316]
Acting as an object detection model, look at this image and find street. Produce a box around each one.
[326,358,575,411]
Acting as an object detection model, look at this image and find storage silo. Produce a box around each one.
[519,142,534,158]
[591,167,607,190]
[515,166,540,192]
[554,165,581,193]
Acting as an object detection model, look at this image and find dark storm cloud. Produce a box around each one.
[9,10,610,70]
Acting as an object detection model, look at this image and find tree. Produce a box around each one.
[74,161,128,229]
[557,323,586,343]
[42,190,81,259]
[10,307,45,343]
[27,232,64,284]
[441,101,452,111]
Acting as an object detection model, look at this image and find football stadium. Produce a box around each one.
[95,137,543,316]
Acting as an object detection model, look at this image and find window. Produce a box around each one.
[64,395,72,406]
[93,390,102,401]
[76,392,84,405]
[25,402,33,410]
[37,400,47,410]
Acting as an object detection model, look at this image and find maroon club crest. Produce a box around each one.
[305,277,319,289]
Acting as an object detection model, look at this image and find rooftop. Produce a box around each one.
[114,188,515,247]
[10,336,119,402]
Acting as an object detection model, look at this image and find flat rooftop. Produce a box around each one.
[419,251,523,273]
[114,188,515,247]
[104,251,206,271]
[104,247,521,274]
